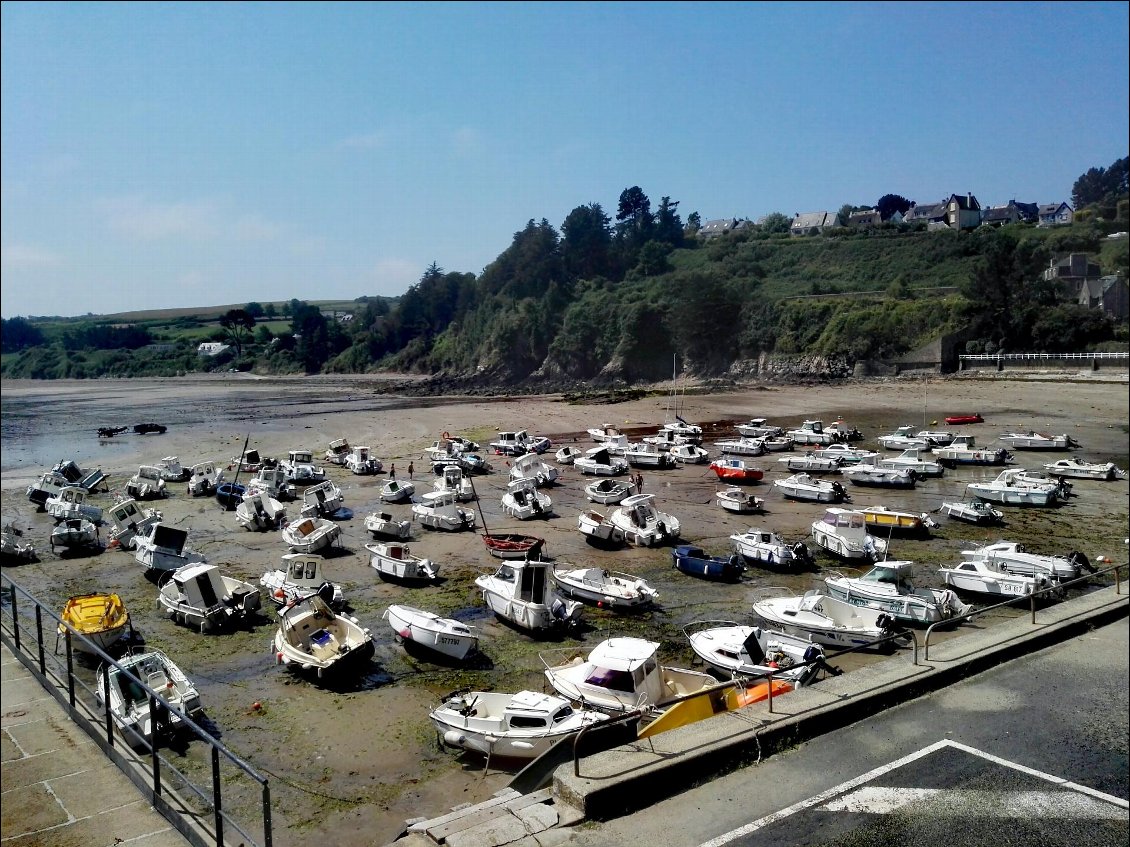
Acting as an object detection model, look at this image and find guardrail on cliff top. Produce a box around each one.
[959,352,1128,366]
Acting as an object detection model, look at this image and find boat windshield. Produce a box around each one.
[551,705,576,724]
[583,666,636,693]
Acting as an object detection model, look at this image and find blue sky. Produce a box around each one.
[2,1,1127,318]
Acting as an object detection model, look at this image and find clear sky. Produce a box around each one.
[2,1,1127,319]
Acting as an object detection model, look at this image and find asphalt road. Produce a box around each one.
[566,617,1129,847]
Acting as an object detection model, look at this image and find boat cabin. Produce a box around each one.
[281,553,330,590]
[856,562,918,593]
[170,564,231,612]
[573,638,664,703]
[288,450,315,465]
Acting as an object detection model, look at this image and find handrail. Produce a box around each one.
[959,352,1128,361]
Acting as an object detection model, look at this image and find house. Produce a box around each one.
[790,211,836,236]
[944,193,982,230]
[847,209,882,228]
[980,200,1039,227]
[1044,252,1102,288]
[904,202,948,227]
[1037,202,1074,227]
[699,218,738,240]
[197,342,231,357]
[1084,276,1129,319]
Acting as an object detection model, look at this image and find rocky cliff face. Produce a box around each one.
[725,353,854,380]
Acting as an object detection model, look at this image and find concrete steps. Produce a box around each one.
[393,787,584,847]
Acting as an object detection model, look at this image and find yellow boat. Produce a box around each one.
[858,505,938,534]
[637,678,793,739]
[58,593,131,654]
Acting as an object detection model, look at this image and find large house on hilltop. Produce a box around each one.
[700,218,738,240]
[1038,202,1074,227]
[980,200,1039,227]
[847,209,882,227]
[905,194,982,231]
[790,211,836,236]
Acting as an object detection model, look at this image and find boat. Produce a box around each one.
[433,464,475,501]
[786,420,836,446]
[958,540,1088,581]
[716,487,765,514]
[273,595,375,678]
[542,637,716,716]
[555,445,581,464]
[672,545,745,582]
[858,504,938,534]
[842,464,917,489]
[155,456,190,482]
[235,490,287,531]
[709,457,764,483]
[280,449,326,485]
[876,426,933,451]
[57,593,131,655]
[814,444,879,465]
[588,423,627,443]
[877,449,944,478]
[999,431,1078,451]
[756,435,795,452]
[133,524,206,573]
[824,561,972,625]
[1042,457,1126,481]
[45,486,104,524]
[729,529,813,570]
[126,466,167,500]
[713,436,768,457]
[482,532,546,560]
[186,461,224,497]
[26,471,70,507]
[343,445,382,475]
[773,473,848,502]
[584,477,633,504]
[158,563,262,632]
[299,479,345,517]
[577,509,625,546]
[231,448,266,473]
[94,649,203,748]
[670,443,710,464]
[490,429,538,456]
[608,494,681,547]
[475,558,583,632]
[913,429,958,447]
[965,468,1063,506]
[735,418,784,438]
[457,453,494,475]
[324,438,351,465]
[366,541,439,583]
[945,413,984,425]
[364,510,413,539]
[624,441,677,468]
[281,516,342,554]
[825,420,864,442]
[412,490,477,531]
[1012,469,1074,499]
[938,558,1062,600]
[510,452,559,486]
[684,621,828,687]
[776,453,842,474]
[550,564,659,609]
[379,478,415,504]
[47,459,107,494]
[50,518,100,552]
[384,605,478,660]
[933,435,1011,467]
[810,507,888,561]
[940,499,1006,525]
[1,523,37,563]
[260,553,344,609]
[500,478,552,520]
[429,689,609,760]
[104,498,161,549]
[644,427,698,450]
[574,446,630,476]
[215,481,247,511]
[751,590,899,650]
[245,465,297,501]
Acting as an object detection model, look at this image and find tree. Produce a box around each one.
[685,211,702,234]
[614,186,655,246]
[1,317,45,353]
[264,302,277,318]
[876,194,913,221]
[759,212,792,234]
[654,196,684,246]
[245,302,265,318]
[633,240,672,277]
[561,203,613,280]
[219,309,256,357]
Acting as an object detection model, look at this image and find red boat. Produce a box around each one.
[481,533,545,560]
[709,458,764,483]
[944,414,984,425]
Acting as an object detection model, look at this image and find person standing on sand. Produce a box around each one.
[635,472,644,494]
[408,461,414,479]
[389,463,396,479]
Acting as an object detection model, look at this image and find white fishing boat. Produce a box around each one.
[155,456,190,482]
[574,446,630,476]
[624,441,677,468]
[735,418,784,438]
[412,490,477,531]
[231,448,266,473]
[26,471,70,507]
[555,445,581,465]
[158,563,261,632]
[1,523,37,563]
[773,473,849,503]
[584,477,633,504]
[776,453,842,474]
[273,595,374,679]
[457,453,493,475]
[645,427,697,450]
[133,524,206,572]
[260,553,344,609]
[1011,469,1074,499]
[245,465,297,501]
[235,490,287,531]
[813,444,878,465]
[958,540,1086,581]
[94,649,202,748]
[716,487,765,514]
[999,431,1077,451]
[752,590,899,650]
[1042,457,1126,481]
[45,486,104,524]
[379,478,415,503]
[430,689,609,760]
[933,435,1011,467]
[501,478,552,520]
[756,435,795,452]
[842,464,917,489]
[186,461,224,497]
[939,499,1005,525]
[475,558,582,632]
[810,507,888,561]
[366,541,439,583]
[577,509,625,546]
[877,449,944,478]
[323,438,351,465]
[343,445,383,475]
[509,452,560,486]
[876,426,932,451]
[364,510,413,539]
[713,436,768,457]
[281,516,342,554]
[434,464,476,501]
[300,480,344,518]
[965,468,1063,506]
[280,449,326,485]
[126,466,167,500]
[384,604,478,660]
[670,443,710,464]
[824,561,972,626]
[550,564,658,610]
[938,558,1062,599]
[914,429,957,447]
[490,429,539,456]
[825,420,864,442]
[683,621,827,687]
[607,493,681,547]
[588,423,627,443]
[786,420,836,446]
[104,498,161,550]
[729,528,812,570]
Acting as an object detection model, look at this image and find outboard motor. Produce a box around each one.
[1069,550,1096,574]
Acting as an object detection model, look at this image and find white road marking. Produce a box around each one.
[822,786,1129,819]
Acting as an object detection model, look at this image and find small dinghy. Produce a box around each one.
[215,481,248,511]
[58,593,131,655]
[481,531,546,560]
[584,477,633,505]
[684,621,829,687]
[577,509,625,546]
[95,649,202,748]
[672,544,745,582]
[716,487,765,514]
[366,541,439,583]
[939,499,1005,525]
[50,517,100,553]
[273,595,374,679]
[261,553,344,609]
[752,590,899,650]
[384,604,478,660]
[281,516,342,554]
[550,564,658,610]
[300,480,344,518]
[235,490,287,531]
[158,563,261,632]
[380,479,415,503]
[555,445,581,465]
[364,510,413,539]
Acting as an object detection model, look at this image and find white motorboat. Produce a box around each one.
[876,426,932,451]
[857,505,938,535]
[430,689,609,760]
[684,621,827,687]
[126,466,167,500]
[364,510,413,539]
[379,478,415,503]
[577,509,625,546]
[1012,470,1074,499]
[245,466,297,501]
[608,493,681,547]
[434,464,475,501]
[550,564,658,610]
[786,420,836,446]
[133,524,205,572]
[509,452,559,486]
[490,429,539,456]
[273,595,374,679]
[26,471,70,507]
[45,486,104,524]
[475,558,582,632]
[843,464,917,489]
[824,561,972,626]
[280,449,326,485]
[645,427,697,450]
[104,498,161,550]
[730,528,812,570]
[670,443,710,464]
[457,453,493,474]
[999,431,1077,451]
[914,429,957,447]
[776,453,842,474]
[814,444,878,465]
[735,418,784,438]
[624,441,677,468]
[756,436,795,452]
[95,649,202,748]
[187,461,225,497]
[810,507,888,561]
[155,456,190,482]
[231,448,266,473]
[752,590,898,650]
[1042,457,1126,481]
[938,558,1062,599]
[300,480,344,518]
[324,438,351,465]
[281,516,342,554]
[542,637,715,716]
[713,436,768,457]
[235,490,287,531]
[825,420,864,442]
[574,446,630,476]
[965,468,1063,506]
[933,435,1010,467]
[584,478,633,504]
[773,473,849,503]
[501,478,551,521]
[412,491,477,531]
[939,500,1005,525]
[343,445,382,475]
[384,604,478,660]
[366,541,439,583]
[555,445,581,465]
[158,563,261,632]
[588,423,627,443]
[716,487,765,514]
[261,553,344,609]
[1,523,37,563]
[877,449,944,478]
[958,540,1086,581]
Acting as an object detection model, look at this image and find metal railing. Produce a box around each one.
[0,573,272,847]
[960,352,1128,362]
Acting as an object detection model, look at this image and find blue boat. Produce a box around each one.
[672,545,745,582]
[216,482,246,511]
